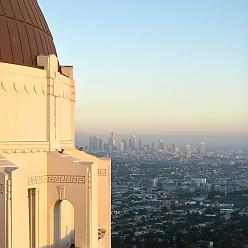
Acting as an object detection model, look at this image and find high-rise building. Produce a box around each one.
[176,146,180,154]
[130,135,137,150]
[115,139,121,151]
[103,143,109,152]
[111,131,116,146]
[0,2,111,247]
[89,136,97,152]
[108,137,112,146]
[89,136,103,152]
[119,140,125,152]
[185,144,192,154]
[200,142,206,155]
[98,138,103,151]
[108,131,116,150]
[151,141,157,151]
[172,144,178,154]
[159,138,165,151]
[138,138,142,150]
[123,139,128,151]
[164,144,168,152]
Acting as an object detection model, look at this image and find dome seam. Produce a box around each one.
[0,14,52,37]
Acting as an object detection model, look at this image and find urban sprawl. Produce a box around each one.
[79,132,248,248]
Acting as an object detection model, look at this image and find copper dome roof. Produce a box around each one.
[0,0,57,68]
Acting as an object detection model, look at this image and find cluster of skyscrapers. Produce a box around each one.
[88,132,206,155]
[89,132,138,152]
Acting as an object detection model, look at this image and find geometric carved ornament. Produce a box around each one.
[28,175,85,185]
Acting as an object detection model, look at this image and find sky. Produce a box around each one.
[39,0,248,144]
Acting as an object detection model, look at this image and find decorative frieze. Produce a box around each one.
[98,169,107,176]
[0,80,74,101]
[28,175,85,185]
[0,81,47,95]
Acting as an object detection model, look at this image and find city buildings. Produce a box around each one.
[200,142,206,155]
[89,136,103,152]
[87,133,208,157]
[130,135,137,151]
[152,178,159,188]
[159,138,165,151]
[108,131,116,147]
[172,144,178,154]
[185,144,192,154]
[110,147,248,248]
[151,141,157,152]
[138,138,142,151]
[0,1,111,248]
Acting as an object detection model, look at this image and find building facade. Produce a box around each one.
[0,1,111,248]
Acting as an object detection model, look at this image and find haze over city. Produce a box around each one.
[39,0,248,147]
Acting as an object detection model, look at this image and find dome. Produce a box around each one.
[0,0,57,68]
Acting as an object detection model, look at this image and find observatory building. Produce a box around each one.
[0,0,111,248]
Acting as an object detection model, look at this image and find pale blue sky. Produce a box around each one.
[39,0,248,138]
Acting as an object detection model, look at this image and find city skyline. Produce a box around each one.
[82,132,248,154]
[86,132,208,156]
[39,0,248,137]
[76,132,248,150]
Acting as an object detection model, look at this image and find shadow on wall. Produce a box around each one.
[41,230,75,248]
[48,199,75,248]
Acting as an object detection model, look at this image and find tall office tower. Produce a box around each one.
[103,143,109,152]
[176,146,180,154]
[108,137,112,146]
[185,144,192,154]
[130,135,137,150]
[108,131,116,150]
[89,136,102,152]
[89,136,92,151]
[89,136,97,152]
[200,142,206,155]
[115,139,121,151]
[111,131,116,146]
[159,138,165,151]
[123,139,128,151]
[0,2,111,247]
[97,137,103,151]
[119,141,125,152]
[164,144,168,152]
[151,141,157,151]
[138,138,142,150]
[172,144,178,154]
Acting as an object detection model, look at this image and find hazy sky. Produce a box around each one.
[39,0,248,137]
